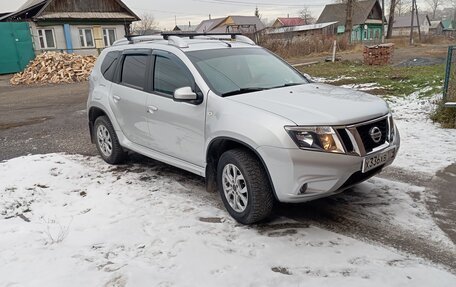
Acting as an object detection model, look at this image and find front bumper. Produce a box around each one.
[257,131,400,203]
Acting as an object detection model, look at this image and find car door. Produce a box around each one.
[109,49,152,147]
[145,50,206,167]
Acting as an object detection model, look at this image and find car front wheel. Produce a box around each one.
[217,149,274,224]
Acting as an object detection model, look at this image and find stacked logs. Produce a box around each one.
[10,52,96,85]
[363,43,394,66]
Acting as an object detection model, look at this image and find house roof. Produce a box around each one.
[0,0,139,22]
[173,24,198,32]
[276,17,306,27]
[392,15,431,28]
[195,17,226,33]
[430,20,443,29]
[267,21,338,34]
[316,0,381,26]
[195,16,265,33]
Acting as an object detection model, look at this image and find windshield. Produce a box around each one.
[186,48,308,96]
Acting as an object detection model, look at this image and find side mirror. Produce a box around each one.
[173,86,197,102]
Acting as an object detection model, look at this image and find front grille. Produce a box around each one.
[336,128,354,153]
[356,118,388,153]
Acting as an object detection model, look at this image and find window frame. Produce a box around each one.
[103,28,116,47]
[149,50,196,99]
[116,49,152,91]
[37,28,56,49]
[78,28,95,48]
[101,51,121,82]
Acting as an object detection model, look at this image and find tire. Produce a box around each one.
[93,116,126,164]
[217,148,274,224]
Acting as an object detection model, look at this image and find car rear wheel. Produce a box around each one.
[217,149,274,224]
[94,116,126,164]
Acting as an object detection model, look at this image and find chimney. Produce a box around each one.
[209,14,211,20]
[189,21,191,27]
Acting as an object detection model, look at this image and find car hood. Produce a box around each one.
[228,83,389,126]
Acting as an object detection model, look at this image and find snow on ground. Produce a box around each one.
[388,93,456,175]
[1,154,455,287]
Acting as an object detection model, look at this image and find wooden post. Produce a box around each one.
[409,0,415,45]
[381,0,385,43]
[332,40,337,62]
[346,0,354,44]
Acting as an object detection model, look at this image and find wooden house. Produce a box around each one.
[0,0,140,55]
[317,0,384,42]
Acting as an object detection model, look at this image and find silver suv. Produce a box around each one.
[88,33,400,224]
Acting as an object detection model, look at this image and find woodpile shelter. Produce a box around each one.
[266,22,338,40]
[0,0,140,55]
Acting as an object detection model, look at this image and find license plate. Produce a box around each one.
[362,147,396,173]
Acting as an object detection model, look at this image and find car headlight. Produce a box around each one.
[285,126,345,153]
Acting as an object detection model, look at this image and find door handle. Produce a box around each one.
[112,95,121,103]
[147,105,158,114]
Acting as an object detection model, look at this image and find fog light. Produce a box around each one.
[299,183,308,194]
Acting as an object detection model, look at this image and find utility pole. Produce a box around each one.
[409,0,415,45]
[414,0,422,42]
[346,0,354,44]
[381,0,385,43]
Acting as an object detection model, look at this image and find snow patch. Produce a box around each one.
[0,154,455,287]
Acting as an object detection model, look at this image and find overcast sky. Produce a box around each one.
[0,0,443,30]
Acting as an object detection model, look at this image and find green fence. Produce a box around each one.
[0,22,35,74]
[443,45,456,106]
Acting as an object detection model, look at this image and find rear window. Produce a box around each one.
[101,51,119,82]
[121,54,148,90]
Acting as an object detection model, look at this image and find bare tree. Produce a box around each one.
[425,0,442,19]
[396,0,411,16]
[387,0,397,39]
[132,13,159,35]
[299,7,315,24]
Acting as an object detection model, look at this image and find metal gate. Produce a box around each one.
[443,45,456,106]
[0,22,35,74]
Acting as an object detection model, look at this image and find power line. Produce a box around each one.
[192,0,325,8]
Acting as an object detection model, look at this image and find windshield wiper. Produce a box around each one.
[269,82,304,89]
[221,87,267,97]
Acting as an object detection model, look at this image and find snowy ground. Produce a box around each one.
[1,154,455,287]
[388,93,456,174]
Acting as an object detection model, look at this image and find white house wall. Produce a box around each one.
[30,22,67,53]
[29,22,125,55]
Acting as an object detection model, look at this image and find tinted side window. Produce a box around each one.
[154,56,192,95]
[121,55,148,89]
[101,51,119,82]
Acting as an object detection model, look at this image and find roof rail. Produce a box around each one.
[161,32,256,45]
[113,34,163,46]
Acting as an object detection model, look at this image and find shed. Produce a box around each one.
[266,22,338,39]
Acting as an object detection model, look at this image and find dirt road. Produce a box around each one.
[0,80,95,160]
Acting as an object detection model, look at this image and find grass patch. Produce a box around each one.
[298,61,445,97]
[430,101,456,128]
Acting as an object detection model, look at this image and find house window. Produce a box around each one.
[103,28,116,47]
[79,28,94,47]
[37,29,56,49]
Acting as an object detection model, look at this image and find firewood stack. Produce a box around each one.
[363,43,394,66]
[10,52,97,85]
